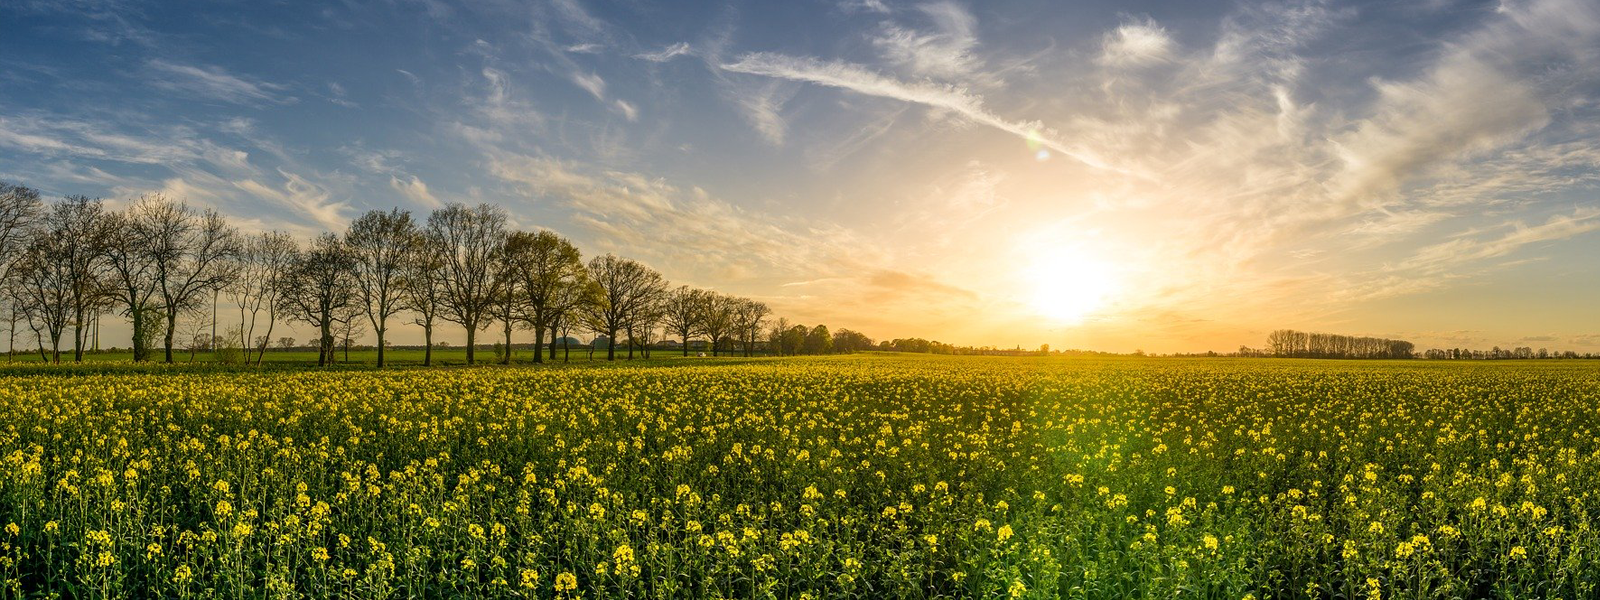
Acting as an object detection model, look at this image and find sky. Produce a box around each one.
[2,0,1599,353]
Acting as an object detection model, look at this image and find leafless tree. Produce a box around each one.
[696,292,736,357]
[277,234,357,366]
[11,233,72,362]
[488,240,522,365]
[46,196,110,362]
[345,208,415,367]
[582,254,665,361]
[426,203,506,364]
[228,231,296,365]
[140,198,241,363]
[662,285,706,357]
[100,197,164,361]
[400,231,446,366]
[732,298,771,357]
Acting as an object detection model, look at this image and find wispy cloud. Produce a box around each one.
[720,52,1123,172]
[635,42,692,62]
[872,2,980,80]
[146,59,294,106]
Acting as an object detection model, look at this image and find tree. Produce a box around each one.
[0,183,42,275]
[625,290,665,359]
[661,286,706,357]
[426,204,506,365]
[506,230,584,364]
[401,231,446,366]
[582,254,665,361]
[142,199,241,363]
[277,234,357,366]
[804,324,833,354]
[695,292,735,357]
[228,231,296,365]
[10,233,72,362]
[489,239,522,365]
[731,298,770,357]
[44,196,109,362]
[101,197,165,361]
[346,208,415,368]
[0,183,42,362]
[277,336,296,351]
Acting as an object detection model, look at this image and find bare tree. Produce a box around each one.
[489,240,521,365]
[277,234,356,366]
[506,230,584,364]
[11,233,72,362]
[426,204,506,365]
[43,196,109,362]
[345,208,415,368]
[401,231,446,366]
[696,292,736,357]
[582,254,665,361]
[228,231,296,365]
[0,183,42,274]
[732,298,771,357]
[662,285,706,357]
[101,198,164,361]
[141,199,241,363]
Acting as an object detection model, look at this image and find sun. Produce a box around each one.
[1023,249,1119,324]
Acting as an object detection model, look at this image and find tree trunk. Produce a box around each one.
[164,309,177,363]
[423,325,433,367]
[533,323,545,364]
[606,327,617,360]
[318,319,332,367]
[376,326,386,368]
[72,316,83,362]
[627,326,634,360]
[682,330,690,356]
[502,320,512,365]
[130,310,145,362]
[465,324,477,364]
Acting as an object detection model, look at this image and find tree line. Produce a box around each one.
[0,181,810,367]
[1263,329,1416,359]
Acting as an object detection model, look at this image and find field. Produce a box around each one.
[2,355,1598,599]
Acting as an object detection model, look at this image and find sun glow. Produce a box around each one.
[1024,249,1120,324]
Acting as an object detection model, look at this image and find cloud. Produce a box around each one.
[1098,18,1174,67]
[731,81,792,145]
[570,71,607,100]
[838,0,890,14]
[720,52,1123,172]
[872,1,980,79]
[613,99,639,121]
[146,59,293,105]
[635,42,692,62]
[390,174,442,209]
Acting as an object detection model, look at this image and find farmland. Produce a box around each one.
[2,354,1598,598]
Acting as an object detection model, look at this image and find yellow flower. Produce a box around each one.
[521,568,540,588]
[1008,579,1027,598]
[997,524,1014,541]
[1509,546,1527,560]
[554,571,577,592]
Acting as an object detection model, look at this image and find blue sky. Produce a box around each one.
[3,0,1598,352]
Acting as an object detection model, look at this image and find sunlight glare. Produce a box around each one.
[1025,249,1119,324]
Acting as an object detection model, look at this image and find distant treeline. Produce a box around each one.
[1261,329,1416,359]
[1420,347,1598,360]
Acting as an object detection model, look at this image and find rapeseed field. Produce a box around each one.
[1,354,1596,598]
